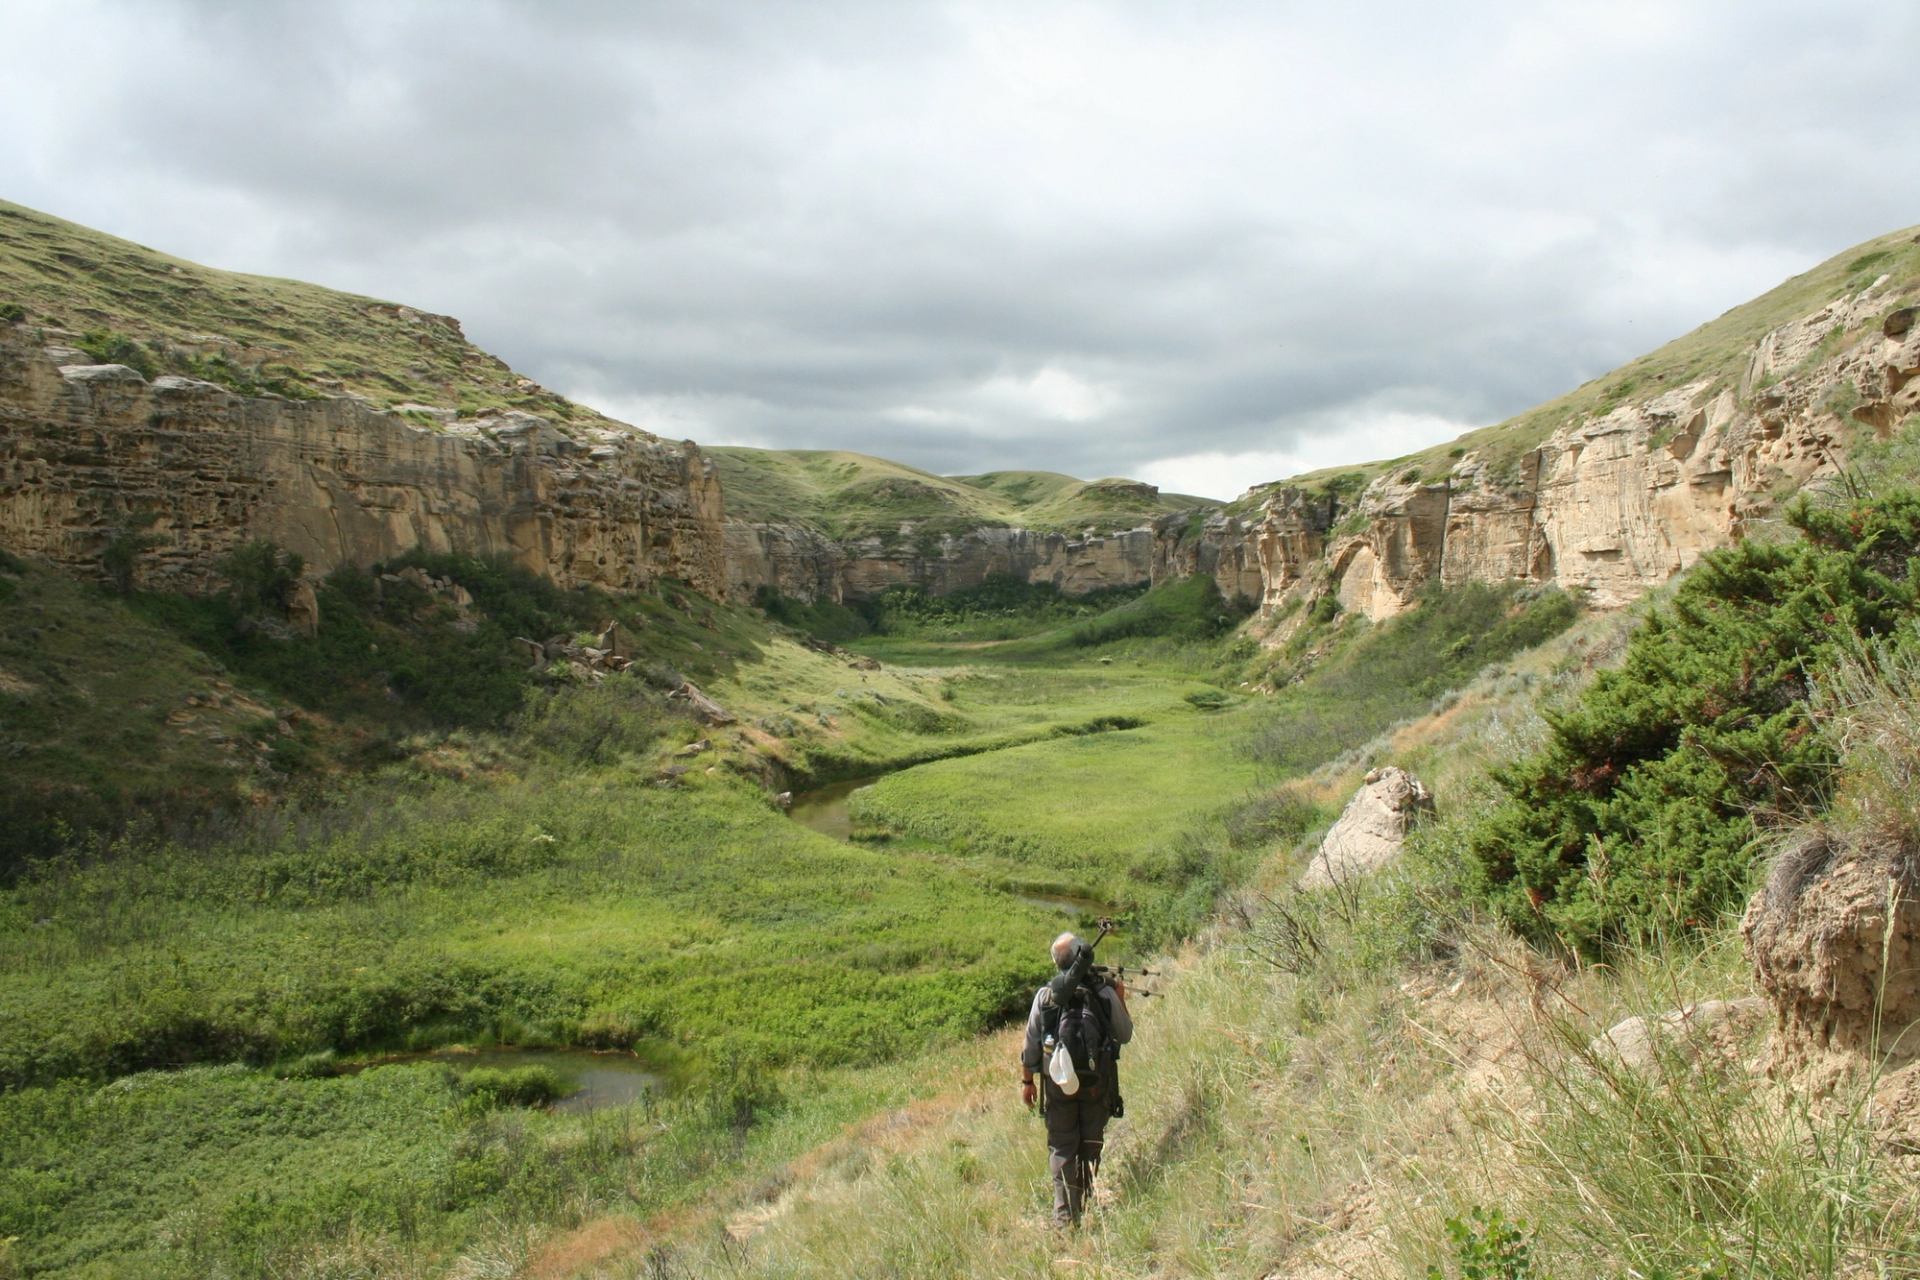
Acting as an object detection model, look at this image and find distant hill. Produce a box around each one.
[710,448,1216,539]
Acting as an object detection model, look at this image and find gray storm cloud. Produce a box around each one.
[3,0,1916,497]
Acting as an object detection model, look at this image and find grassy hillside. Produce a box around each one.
[0,545,771,868]
[0,198,599,423]
[575,484,1920,1280]
[712,448,1216,537]
[1232,222,1920,507]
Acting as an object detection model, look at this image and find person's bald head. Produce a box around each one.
[1052,932,1078,968]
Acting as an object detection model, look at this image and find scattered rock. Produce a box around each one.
[1299,766,1435,889]
[775,791,793,809]
[1589,997,1767,1072]
[597,619,631,659]
[512,633,633,680]
[668,680,736,725]
[676,739,711,757]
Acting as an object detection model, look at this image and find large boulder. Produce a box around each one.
[1300,766,1434,889]
[1742,826,1920,1078]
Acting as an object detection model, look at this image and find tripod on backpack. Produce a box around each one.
[1035,916,1156,1122]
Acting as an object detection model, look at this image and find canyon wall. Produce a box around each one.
[4,279,1915,628]
[0,329,729,598]
[1230,285,1920,626]
[725,280,1918,625]
[725,515,1265,605]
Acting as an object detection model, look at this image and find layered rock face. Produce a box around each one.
[0,329,728,598]
[725,513,1265,605]
[1233,286,1920,624]
[725,285,1919,615]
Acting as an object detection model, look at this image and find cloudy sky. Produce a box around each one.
[4,2,1916,498]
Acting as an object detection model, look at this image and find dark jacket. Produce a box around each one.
[1019,981,1133,1073]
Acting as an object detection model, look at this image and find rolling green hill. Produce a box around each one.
[712,448,1215,538]
[0,198,596,424]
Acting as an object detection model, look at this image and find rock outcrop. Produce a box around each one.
[1300,766,1434,889]
[1230,275,1920,628]
[1589,997,1767,1073]
[722,277,1920,616]
[726,509,1267,606]
[1743,826,1920,1077]
[6,238,1916,623]
[0,328,728,598]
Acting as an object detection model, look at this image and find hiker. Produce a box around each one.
[1020,930,1133,1227]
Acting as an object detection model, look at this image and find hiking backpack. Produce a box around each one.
[1045,983,1113,1092]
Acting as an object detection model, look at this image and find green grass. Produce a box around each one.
[0,199,606,422]
[0,550,775,869]
[1245,581,1582,773]
[712,448,1215,539]
[848,699,1267,935]
[0,562,275,868]
[854,574,1150,642]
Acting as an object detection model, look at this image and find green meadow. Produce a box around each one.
[0,550,1585,1277]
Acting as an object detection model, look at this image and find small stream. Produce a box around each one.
[787,772,1114,921]
[346,1047,664,1114]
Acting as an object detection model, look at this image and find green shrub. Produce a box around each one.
[513,680,677,764]
[100,515,164,595]
[1467,492,1920,950]
[0,301,26,324]
[220,540,305,614]
[1427,1206,1543,1280]
[75,329,156,379]
[455,1065,566,1112]
[753,587,871,641]
[860,573,1148,641]
[1064,575,1248,647]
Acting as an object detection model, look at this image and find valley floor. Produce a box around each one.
[6,560,1917,1279]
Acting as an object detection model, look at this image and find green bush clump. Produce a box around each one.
[1065,575,1250,647]
[753,587,872,641]
[76,329,158,378]
[512,680,679,764]
[168,350,322,400]
[1427,1206,1542,1280]
[860,573,1149,641]
[1467,493,1920,949]
[456,1065,566,1112]
[220,540,305,615]
[130,549,755,732]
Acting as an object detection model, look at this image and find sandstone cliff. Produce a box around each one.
[1214,268,1920,629]
[725,513,1261,605]
[0,327,729,599]
[724,247,1920,617]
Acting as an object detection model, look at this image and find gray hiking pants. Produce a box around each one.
[1044,1089,1107,1225]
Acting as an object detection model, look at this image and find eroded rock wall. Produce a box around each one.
[0,330,728,597]
[1236,285,1920,626]
[725,519,1207,604]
